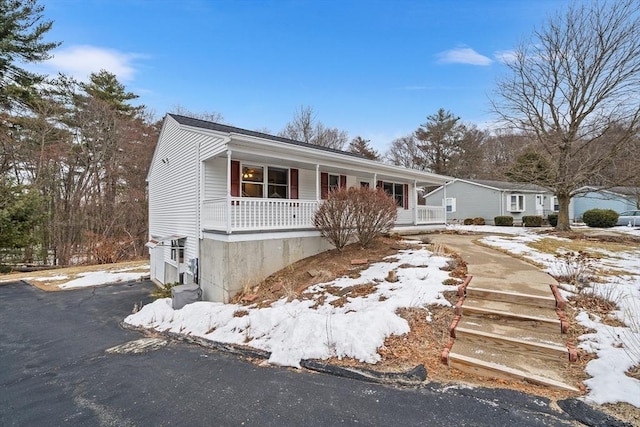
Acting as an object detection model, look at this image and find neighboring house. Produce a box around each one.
[424,179,557,225]
[147,114,451,303]
[572,186,639,220]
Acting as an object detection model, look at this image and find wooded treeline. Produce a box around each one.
[2,0,640,267]
[1,71,159,266]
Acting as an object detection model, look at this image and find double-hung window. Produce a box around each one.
[241,165,264,197]
[241,164,289,198]
[381,181,405,208]
[170,238,185,263]
[328,174,340,193]
[268,167,288,198]
[445,197,456,213]
[509,194,525,212]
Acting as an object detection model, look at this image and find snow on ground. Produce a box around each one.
[125,246,454,368]
[476,226,640,407]
[58,268,150,289]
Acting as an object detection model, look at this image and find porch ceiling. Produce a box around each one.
[219,149,450,186]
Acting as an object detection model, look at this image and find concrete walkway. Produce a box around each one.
[432,234,558,295]
[427,233,579,392]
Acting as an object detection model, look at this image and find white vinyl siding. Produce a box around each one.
[148,117,206,281]
[298,168,317,200]
[203,157,227,199]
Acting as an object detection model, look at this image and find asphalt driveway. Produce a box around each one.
[0,280,625,426]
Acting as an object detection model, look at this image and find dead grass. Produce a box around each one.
[527,238,633,259]
[0,259,150,291]
[231,236,420,306]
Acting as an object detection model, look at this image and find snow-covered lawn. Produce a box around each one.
[475,225,640,407]
[125,245,454,368]
[0,262,150,288]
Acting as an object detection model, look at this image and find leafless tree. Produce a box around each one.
[170,105,225,123]
[279,105,348,150]
[492,0,640,230]
[384,135,424,170]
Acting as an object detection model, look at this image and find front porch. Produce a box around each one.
[201,197,445,232]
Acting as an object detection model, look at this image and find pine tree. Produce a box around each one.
[348,136,379,160]
[0,0,59,108]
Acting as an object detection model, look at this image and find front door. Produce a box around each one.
[535,194,544,216]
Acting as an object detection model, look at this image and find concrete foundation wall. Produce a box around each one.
[199,235,333,302]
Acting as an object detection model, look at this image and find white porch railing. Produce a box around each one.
[202,199,446,232]
[416,205,446,224]
[202,198,321,232]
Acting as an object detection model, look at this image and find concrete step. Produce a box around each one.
[460,297,562,334]
[454,326,569,362]
[456,317,565,347]
[448,352,580,392]
[447,349,580,392]
[465,287,557,309]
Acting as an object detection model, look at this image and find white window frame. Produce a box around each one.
[328,174,340,193]
[170,238,185,264]
[509,194,525,212]
[241,163,290,199]
[381,181,405,208]
[445,197,456,213]
[551,196,559,212]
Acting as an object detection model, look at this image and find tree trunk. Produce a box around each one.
[556,193,572,231]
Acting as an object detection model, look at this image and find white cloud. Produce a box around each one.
[44,45,144,82]
[436,47,492,66]
[494,50,517,64]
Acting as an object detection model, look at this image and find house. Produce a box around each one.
[146,114,451,303]
[423,179,557,225]
[571,186,639,220]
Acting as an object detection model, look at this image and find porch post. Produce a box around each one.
[413,180,418,225]
[315,164,320,200]
[226,150,232,234]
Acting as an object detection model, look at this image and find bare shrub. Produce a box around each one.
[351,188,397,248]
[313,188,356,251]
[86,232,133,264]
[551,251,595,292]
[313,187,398,250]
[620,295,640,365]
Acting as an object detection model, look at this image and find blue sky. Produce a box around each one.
[37,0,572,151]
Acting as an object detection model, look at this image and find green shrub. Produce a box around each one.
[0,264,12,274]
[473,217,485,225]
[494,216,513,226]
[582,209,618,228]
[548,213,558,227]
[463,218,474,225]
[522,215,543,227]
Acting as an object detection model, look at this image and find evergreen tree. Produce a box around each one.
[0,0,59,108]
[414,108,465,175]
[0,178,42,258]
[505,150,555,186]
[348,136,379,160]
[81,70,142,116]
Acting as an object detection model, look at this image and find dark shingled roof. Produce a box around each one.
[168,113,366,159]
[471,179,552,192]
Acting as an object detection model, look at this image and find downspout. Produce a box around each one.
[197,139,202,240]
[226,150,232,234]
